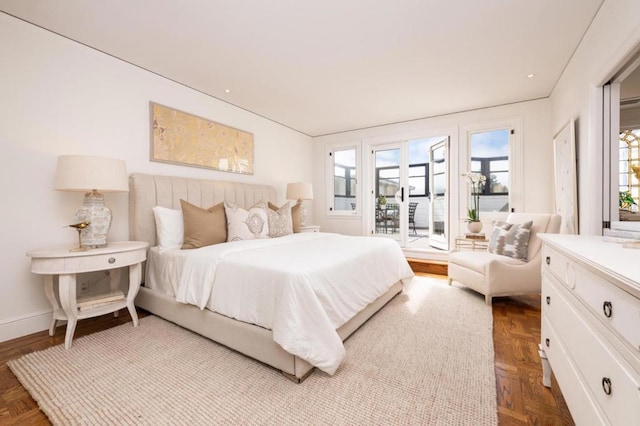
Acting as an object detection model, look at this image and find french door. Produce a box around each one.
[370,136,450,250]
[429,139,449,250]
[372,143,406,244]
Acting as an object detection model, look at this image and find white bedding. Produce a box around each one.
[146,232,414,374]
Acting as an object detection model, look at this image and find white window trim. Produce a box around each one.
[325,141,362,218]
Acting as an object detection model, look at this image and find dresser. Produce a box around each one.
[539,234,640,425]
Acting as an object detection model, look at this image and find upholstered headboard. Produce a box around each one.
[129,173,277,249]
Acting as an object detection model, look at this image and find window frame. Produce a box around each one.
[461,118,523,222]
[325,142,361,217]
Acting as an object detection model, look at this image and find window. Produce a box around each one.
[469,129,510,213]
[327,145,358,214]
[619,129,640,209]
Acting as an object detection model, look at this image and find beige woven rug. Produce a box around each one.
[9,277,497,425]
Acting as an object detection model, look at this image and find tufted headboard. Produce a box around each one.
[129,173,277,249]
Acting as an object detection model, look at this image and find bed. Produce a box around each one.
[130,173,413,381]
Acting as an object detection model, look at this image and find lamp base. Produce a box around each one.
[75,190,111,248]
[300,202,308,227]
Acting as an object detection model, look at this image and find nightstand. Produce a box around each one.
[299,225,321,233]
[27,241,148,349]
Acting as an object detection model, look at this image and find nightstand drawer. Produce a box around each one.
[63,249,146,273]
[299,225,320,233]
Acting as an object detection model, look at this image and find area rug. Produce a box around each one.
[8,277,497,425]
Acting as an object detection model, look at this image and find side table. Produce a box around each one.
[27,241,148,349]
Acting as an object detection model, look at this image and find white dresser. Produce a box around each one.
[539,234,640,425]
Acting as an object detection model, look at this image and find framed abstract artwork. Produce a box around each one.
[552,119,578,234]
[150,102,254,174]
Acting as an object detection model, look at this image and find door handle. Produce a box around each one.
[401,187,404,202]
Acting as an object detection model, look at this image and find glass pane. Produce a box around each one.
[409,176,425,195]
[409,165,426,177]
[375,148,401,239]
[333,148,356,212]
[380,168,399,179]
[470,129,509,211]
[490,160,508,171]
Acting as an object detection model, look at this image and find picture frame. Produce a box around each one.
[552,119,578,234]
[150,102,254,175]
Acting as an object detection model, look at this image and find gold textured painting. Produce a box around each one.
[150,102,254,174]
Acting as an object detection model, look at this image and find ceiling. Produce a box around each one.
[1,0,605,137]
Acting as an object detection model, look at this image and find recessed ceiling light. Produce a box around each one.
[527,73,535,79]
[224,89,231,93]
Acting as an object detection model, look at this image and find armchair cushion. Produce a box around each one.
[487,220,533,261]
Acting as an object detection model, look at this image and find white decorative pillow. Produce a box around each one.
[266,202,293,238]
[224,201,269,241]
[487,220,533,261]
[152,206,183,250]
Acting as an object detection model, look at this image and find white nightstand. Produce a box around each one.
[299,225,321,233]
[27,241,148,349]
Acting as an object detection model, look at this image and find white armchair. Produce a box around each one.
[448,213,561,305]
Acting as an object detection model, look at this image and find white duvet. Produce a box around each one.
[152,233,414,375]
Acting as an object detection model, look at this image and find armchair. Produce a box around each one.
[447,213,561,304]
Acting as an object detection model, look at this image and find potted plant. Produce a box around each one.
[619,190,636,211]
[377,195,387,206]
[462,171,487,233]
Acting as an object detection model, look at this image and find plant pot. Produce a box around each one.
[467,221,482,234]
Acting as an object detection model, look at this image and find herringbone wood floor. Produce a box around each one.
[0,274,573,425]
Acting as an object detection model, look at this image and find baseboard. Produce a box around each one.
[407,258,448,276]
[0,309,55,343]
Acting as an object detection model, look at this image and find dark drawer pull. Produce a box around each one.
[545,338,550,348]
[603,301,612,318]
[546,296,551,305]
[108,257,116,264]
[602,377,612,395]
[545,256,550,265]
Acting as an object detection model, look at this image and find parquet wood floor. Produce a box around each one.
[0,274,573,425]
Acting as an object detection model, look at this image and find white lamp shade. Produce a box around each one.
[55,155,128,193]
[286,182,313,200]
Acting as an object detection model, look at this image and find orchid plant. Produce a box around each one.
[462,172,487,222]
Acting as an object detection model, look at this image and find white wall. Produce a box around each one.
[0,14,313,342]
[549,0,640,235]
[312,99,553,241]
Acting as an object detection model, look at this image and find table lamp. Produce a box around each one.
[55,155,128,248]
[286,182,313,226]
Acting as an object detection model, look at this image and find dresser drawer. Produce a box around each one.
[63,249,146,273]
[542,245,576,289]
[541,317,607,426]
[573,266,640,354]
[543,277,640,425]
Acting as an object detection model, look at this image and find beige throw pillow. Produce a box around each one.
[224,201,269,241]
[266,202,293,237]
[180,199,227,249]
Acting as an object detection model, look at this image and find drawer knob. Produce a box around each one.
[603,301,613,318]
[545,338,550,348]
[602,377,612,395]
[545,256,550,265]
[108,257,116,264]
[546,296,551,305]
